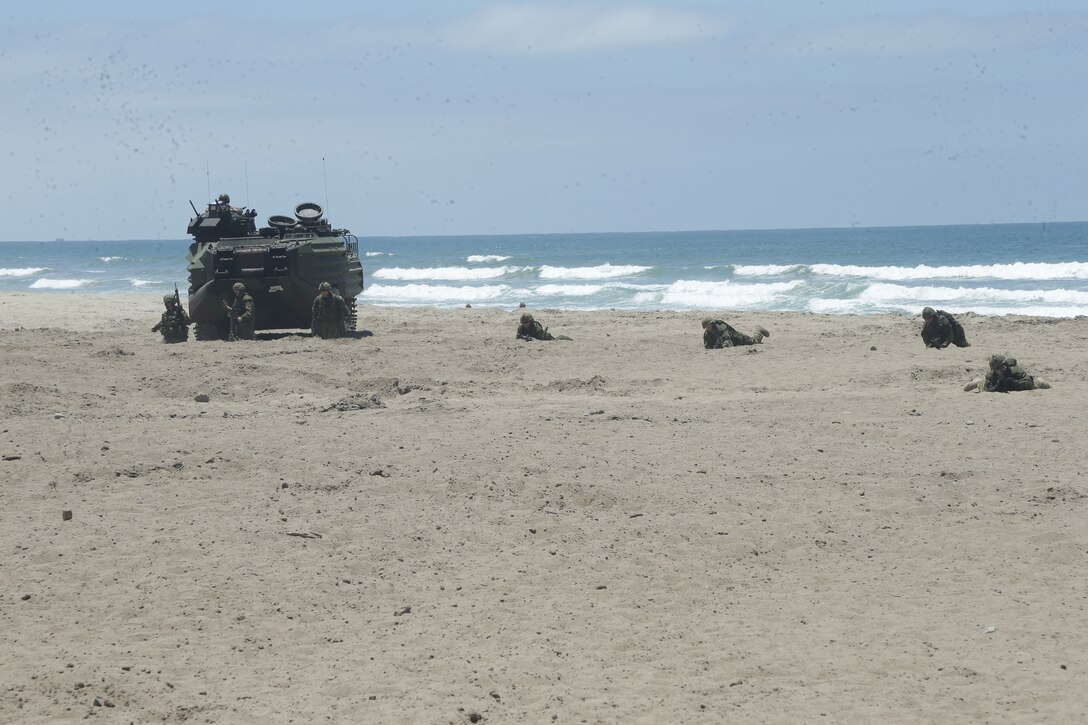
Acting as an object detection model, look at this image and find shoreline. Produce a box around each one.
[2,293,1086,721]
[2,292,1085,333]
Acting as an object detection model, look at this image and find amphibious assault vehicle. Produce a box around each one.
[185,194,363,340]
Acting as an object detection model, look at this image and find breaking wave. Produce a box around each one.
[538,264,651,280]
[810,261,1088,281]
[632,280,802,309]
[362,283,517,302]
[534,284,606,297]
[859,282,1088,306]
[733,264,806,276]
[372,266,527,281]
[467,254,510,263]
[30,278,92,289]
[0,267,47,277]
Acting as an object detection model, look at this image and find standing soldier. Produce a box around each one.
[151,294,191,343]
[701,317,770,349]
[225,282,255,341]
[921,307,969,348]
[311,281,350,339]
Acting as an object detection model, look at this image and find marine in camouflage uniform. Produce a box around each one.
[701,317,770,349]
[516,313,555,341]
[964,354,1051,392]
[921,307,969,348]
[225,282,255,341]
[151,295,190,343]
[311,281,350,339]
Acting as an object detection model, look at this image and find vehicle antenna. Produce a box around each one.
[322,157,330,216]
[205,161,211,202]
[245,161,250,208]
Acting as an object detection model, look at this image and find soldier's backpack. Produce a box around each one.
[949,316,969,347]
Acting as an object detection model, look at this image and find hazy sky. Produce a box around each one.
[2,1,1085,240]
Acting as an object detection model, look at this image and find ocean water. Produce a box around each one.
[2,222,1087,316]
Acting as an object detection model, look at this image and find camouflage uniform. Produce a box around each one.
[921,307,969,348]
[965,354,1050,392]
[701,317,769,349]
[312,282,350,339]
[151,295,190,343]
[983,354,1038,392]
[227,282,255,341]
[516,313,554,341]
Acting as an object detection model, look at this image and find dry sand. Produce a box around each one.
[1,292,1087,723]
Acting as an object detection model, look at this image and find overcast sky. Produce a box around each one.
[2,1,1085,240]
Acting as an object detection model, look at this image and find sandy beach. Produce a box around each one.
[1,292,1086,723]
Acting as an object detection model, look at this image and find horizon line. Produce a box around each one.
[1,218,1085,244]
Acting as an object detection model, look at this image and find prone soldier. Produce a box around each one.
[516,313,555,341]
[701,317,769,349]
[964,354,1050,392]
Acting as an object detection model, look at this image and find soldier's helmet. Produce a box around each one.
[989,354,1007,369]
[922,306,935,319]
[520,313,533,323]
[163,295,174,305]
[232,282,246,293]
[319,281,332,291]
[218,193,231,204]
[701,316,713,327]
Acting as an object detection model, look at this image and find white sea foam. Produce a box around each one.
[951,306,1086,318]
[363,283,515,302]
[632,280,802,308]
[364,251,387,257]
[811,261,1088,281]
[539,263,651,280]
[373,266,526,281]
[859,282,1088,306]
[734,264,805,276]
[807,298,1088,318]
[535,284,604,296]
[130,279,158,287]
[99,256,127,263]
[467,254,510,263]
[30,278,92,289]
[0,267,47,277]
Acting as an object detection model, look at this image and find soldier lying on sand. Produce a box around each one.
[516,313,571,341]
[964,354,1050,392]
[701,317,770,349]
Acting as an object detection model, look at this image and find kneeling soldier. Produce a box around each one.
[152,295,190,343]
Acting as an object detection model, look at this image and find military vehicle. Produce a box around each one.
[185,193,363,340]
